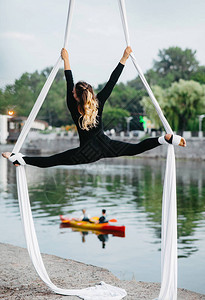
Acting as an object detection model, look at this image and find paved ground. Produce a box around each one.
[0,243,204,300]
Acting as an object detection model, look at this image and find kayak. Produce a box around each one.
[60,215,125,237]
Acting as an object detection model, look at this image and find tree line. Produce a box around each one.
[1,46,205,132]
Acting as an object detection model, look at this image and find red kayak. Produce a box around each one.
[60,215,125,237]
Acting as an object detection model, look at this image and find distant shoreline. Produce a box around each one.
[1,136,205,161]
[0,243,204,300]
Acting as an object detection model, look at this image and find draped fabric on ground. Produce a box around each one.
[118,1,177,299]
[11,0,177,299]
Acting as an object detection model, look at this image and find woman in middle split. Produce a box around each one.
[2,46,186,167]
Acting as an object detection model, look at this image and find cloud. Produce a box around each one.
[0,32,35,41]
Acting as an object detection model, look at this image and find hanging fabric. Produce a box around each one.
[118,1,177,299]
[11,0,178,299]
[11,0,126,299]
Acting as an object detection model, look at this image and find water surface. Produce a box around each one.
[0,156,205,294]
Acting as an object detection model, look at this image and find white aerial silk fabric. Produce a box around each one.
[158,135,181,146]
[118,1,177,299]
[11,0,127,299]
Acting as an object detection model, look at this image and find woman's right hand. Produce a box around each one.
[123,46,132,60]
[61,48,69,61]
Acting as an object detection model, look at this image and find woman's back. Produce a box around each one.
[65,62,124,146]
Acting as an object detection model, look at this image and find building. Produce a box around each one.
[0,115,48,144]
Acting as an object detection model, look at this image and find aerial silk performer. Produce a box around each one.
[2,0,186,299]
[2,47,186,167]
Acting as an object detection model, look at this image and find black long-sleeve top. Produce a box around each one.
[65,62,124,146]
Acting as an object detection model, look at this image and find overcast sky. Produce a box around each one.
[1,0,205,89]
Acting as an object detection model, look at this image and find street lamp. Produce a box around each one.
[125,116,133,134]
[8,110,14,116]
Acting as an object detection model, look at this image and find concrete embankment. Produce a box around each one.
[22,135,205,160]
[1,133,205,160]
[0,243,204,300]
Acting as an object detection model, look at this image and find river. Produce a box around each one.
[0,155,205,295]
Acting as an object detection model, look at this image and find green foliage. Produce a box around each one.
[38,68,72,126]
[102,106,130,131]
[1,71,44,117]
[0,89,7,114]
[191,66,205,84]
[130,47,201,89]
[141,80,205,132]
[1,68,73,126]
[141,86,166,129]
[166,80,205,132]
[1,45,205,131]
[153,47,199,86]
[96,82,144,114]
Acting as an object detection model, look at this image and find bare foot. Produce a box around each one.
[2,152,20,166]
[179,137,186,147]
[165,134,172,142]
[165,134,186,147]
[2,152,11,159]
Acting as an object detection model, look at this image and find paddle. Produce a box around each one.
[109,219,117,222]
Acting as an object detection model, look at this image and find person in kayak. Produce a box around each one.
[2,47,186,167]
[80,209,90,222]
[99,209,107,224]
[72,209,90,222]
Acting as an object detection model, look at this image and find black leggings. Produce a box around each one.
[23,135,160,168]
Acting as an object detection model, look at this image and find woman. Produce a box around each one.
[2,47,186,167]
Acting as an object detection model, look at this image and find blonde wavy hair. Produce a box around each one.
[75,81,99,131]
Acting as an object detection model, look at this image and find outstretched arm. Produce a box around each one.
[61,48,75,111]
[61,48,71,70]
[120,46,132,65]
[97,46,132,105]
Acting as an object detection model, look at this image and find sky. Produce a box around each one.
[1,0,205,89]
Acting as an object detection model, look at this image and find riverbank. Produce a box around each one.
[1,135,205,160]
[0,243,204,300]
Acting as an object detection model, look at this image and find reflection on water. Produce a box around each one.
[72,229,109,249]
[0,155,205,294]
[98,234,109,249]
[60,222,125,248]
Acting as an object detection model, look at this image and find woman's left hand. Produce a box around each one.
[61,48,69,61]
[120,46,132,65]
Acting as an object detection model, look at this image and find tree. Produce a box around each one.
[2,45,204,130]
[141,80,205,132]
[38,68,72,126]
[96,82,144,115]
[0,89,7,114]
[191,66,205,84]
[153,47,199,85]
[2,74,35,117]
[127,47,201,90]
[166,80,205,132]
[1,68,74,126]
[141,85,166,129]
[102,106,130,131]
